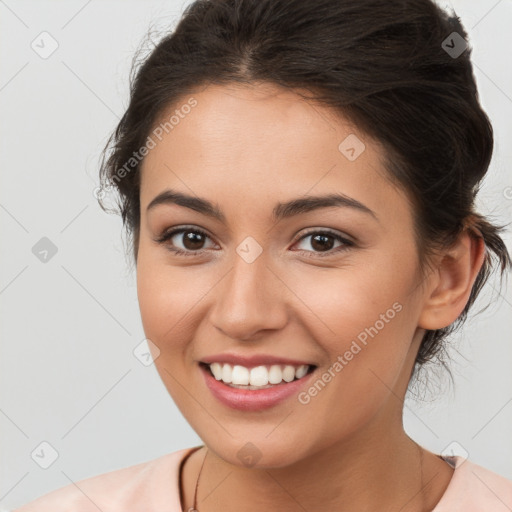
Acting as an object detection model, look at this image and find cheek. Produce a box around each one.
[292,252,417,346]
[135,251,207,408]
[136,248,194,351]
[136,246,221,359]
[291,252,420,412]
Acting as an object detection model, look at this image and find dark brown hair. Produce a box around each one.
[98,0,511,376]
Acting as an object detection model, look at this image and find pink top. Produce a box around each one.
[12,447,512,511]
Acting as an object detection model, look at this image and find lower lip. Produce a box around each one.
[199,363,316,412]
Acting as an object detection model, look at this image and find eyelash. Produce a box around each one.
[154,226,355,259]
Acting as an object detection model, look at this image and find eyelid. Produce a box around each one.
[154,225,217,247]
[294,227,354,244]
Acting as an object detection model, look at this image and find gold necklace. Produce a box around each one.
[191,447,208,511]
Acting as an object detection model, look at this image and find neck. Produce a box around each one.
[182,420,453,512]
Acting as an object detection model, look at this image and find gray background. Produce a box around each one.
[1,0,511,509]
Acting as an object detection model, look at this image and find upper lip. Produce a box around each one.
[199,353,316,368]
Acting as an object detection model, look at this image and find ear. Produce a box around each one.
[418,231,486,330]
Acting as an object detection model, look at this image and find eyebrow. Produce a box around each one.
[146,189,378,223]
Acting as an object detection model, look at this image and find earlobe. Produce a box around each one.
[418,231,486,330]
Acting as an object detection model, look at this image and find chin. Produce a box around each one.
[202,435,313,470]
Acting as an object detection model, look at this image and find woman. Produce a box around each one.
[15,0,512,510]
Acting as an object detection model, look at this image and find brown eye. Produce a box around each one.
[310,233,336,251]
[294,229,354,257]
[155,226,216,256]
[180,230,207,250]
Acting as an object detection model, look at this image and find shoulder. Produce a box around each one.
[434,456,512,511]
[12,447,196,512]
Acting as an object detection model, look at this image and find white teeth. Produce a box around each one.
[207,362,311,387]
[295,365,308,379]
[210,362,223,380]
[249,366,268,386]
[221,363,232,383]
[282,365,296,382]
[232,365,250,385]
[268,364,283,384]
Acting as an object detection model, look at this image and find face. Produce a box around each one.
[136,82,430,468]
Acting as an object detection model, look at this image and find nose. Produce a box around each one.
[209,249,288,341]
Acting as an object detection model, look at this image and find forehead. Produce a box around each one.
[139,82,403,221]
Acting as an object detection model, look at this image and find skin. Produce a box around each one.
[136,82,485,511]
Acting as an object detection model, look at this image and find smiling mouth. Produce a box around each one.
[199,362,317,389]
